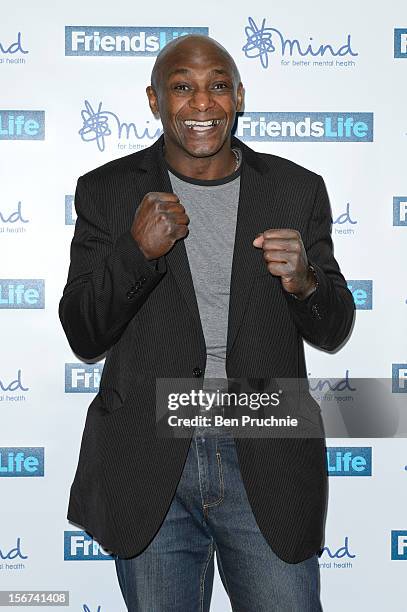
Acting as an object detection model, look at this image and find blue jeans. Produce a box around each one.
[115,425,322,611]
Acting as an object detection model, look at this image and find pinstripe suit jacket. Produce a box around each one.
[59,134,355,563]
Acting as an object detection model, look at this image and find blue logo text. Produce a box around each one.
[393,197,407,226]
[236,113,373,142]
[65,363,103,393]
[65,195,76,225]
[394,29,407,58]
[326,447,372,476]
[392,364,407,393]
[347,280,373,310]
[0,280,45,309]
[0,111,44,140]
[0,448,44,477]
[391,531,407,560]
[65,27,208,56]
[64,531,115,560]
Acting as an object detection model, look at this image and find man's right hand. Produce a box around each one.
[131,192,190,260]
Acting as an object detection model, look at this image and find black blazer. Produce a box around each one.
[59,135,355,564]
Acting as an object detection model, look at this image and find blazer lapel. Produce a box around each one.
[226,138,272,358]
[133,137,205,348]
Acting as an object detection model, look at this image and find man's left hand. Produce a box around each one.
[252,229,316,300]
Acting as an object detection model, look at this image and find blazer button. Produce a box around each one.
[311,304,322,320]
[192,367,202,377]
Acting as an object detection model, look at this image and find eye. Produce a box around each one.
[173,83,190,91]
[213,82,230,90]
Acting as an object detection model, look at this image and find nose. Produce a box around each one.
[189,90,215,112]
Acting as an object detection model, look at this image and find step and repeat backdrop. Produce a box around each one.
[1,1,407,611]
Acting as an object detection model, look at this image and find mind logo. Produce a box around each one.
[242,16,357,69]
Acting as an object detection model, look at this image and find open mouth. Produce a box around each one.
[183,119,224,132]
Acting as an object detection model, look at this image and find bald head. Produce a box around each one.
[145,33,244,167]
[150,35,241,92]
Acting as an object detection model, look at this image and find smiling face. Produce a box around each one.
[146,36,243,166]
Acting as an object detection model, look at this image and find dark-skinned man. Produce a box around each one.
[60,34,355,612]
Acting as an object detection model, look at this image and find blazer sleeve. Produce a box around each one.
[283,174,355,351]
[59,175,167,360]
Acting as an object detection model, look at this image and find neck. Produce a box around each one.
[163,140,237,180]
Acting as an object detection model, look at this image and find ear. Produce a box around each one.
[236,82,244,113]
[146,85,160,119]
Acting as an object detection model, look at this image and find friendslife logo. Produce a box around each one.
[393,197,407,226]
[0,448,44,477]
[242,17,358,69]
[65,195,75,225]
[0,111,44,140]
[65,26,208,56]
[79,100,162,152]
[326,447,372,476]
[64,532,115,560]
[391,531,407,560]
[0,280,45,309]
[65,363,103,393]
[236,113,373,142]
[394,29,407,58]
[347,280,373,310]
[392,364,407,393]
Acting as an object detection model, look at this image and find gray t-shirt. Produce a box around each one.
[167,163,241,394]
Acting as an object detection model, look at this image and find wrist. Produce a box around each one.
[290,264,318,301]
[131,232,153,261]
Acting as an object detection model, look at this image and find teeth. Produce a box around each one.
[184,119,221,127]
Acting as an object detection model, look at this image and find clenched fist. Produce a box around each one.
[131,192,190,260]
[252,229,317,300]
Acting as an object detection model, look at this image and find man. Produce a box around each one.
[59,34,355,611]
